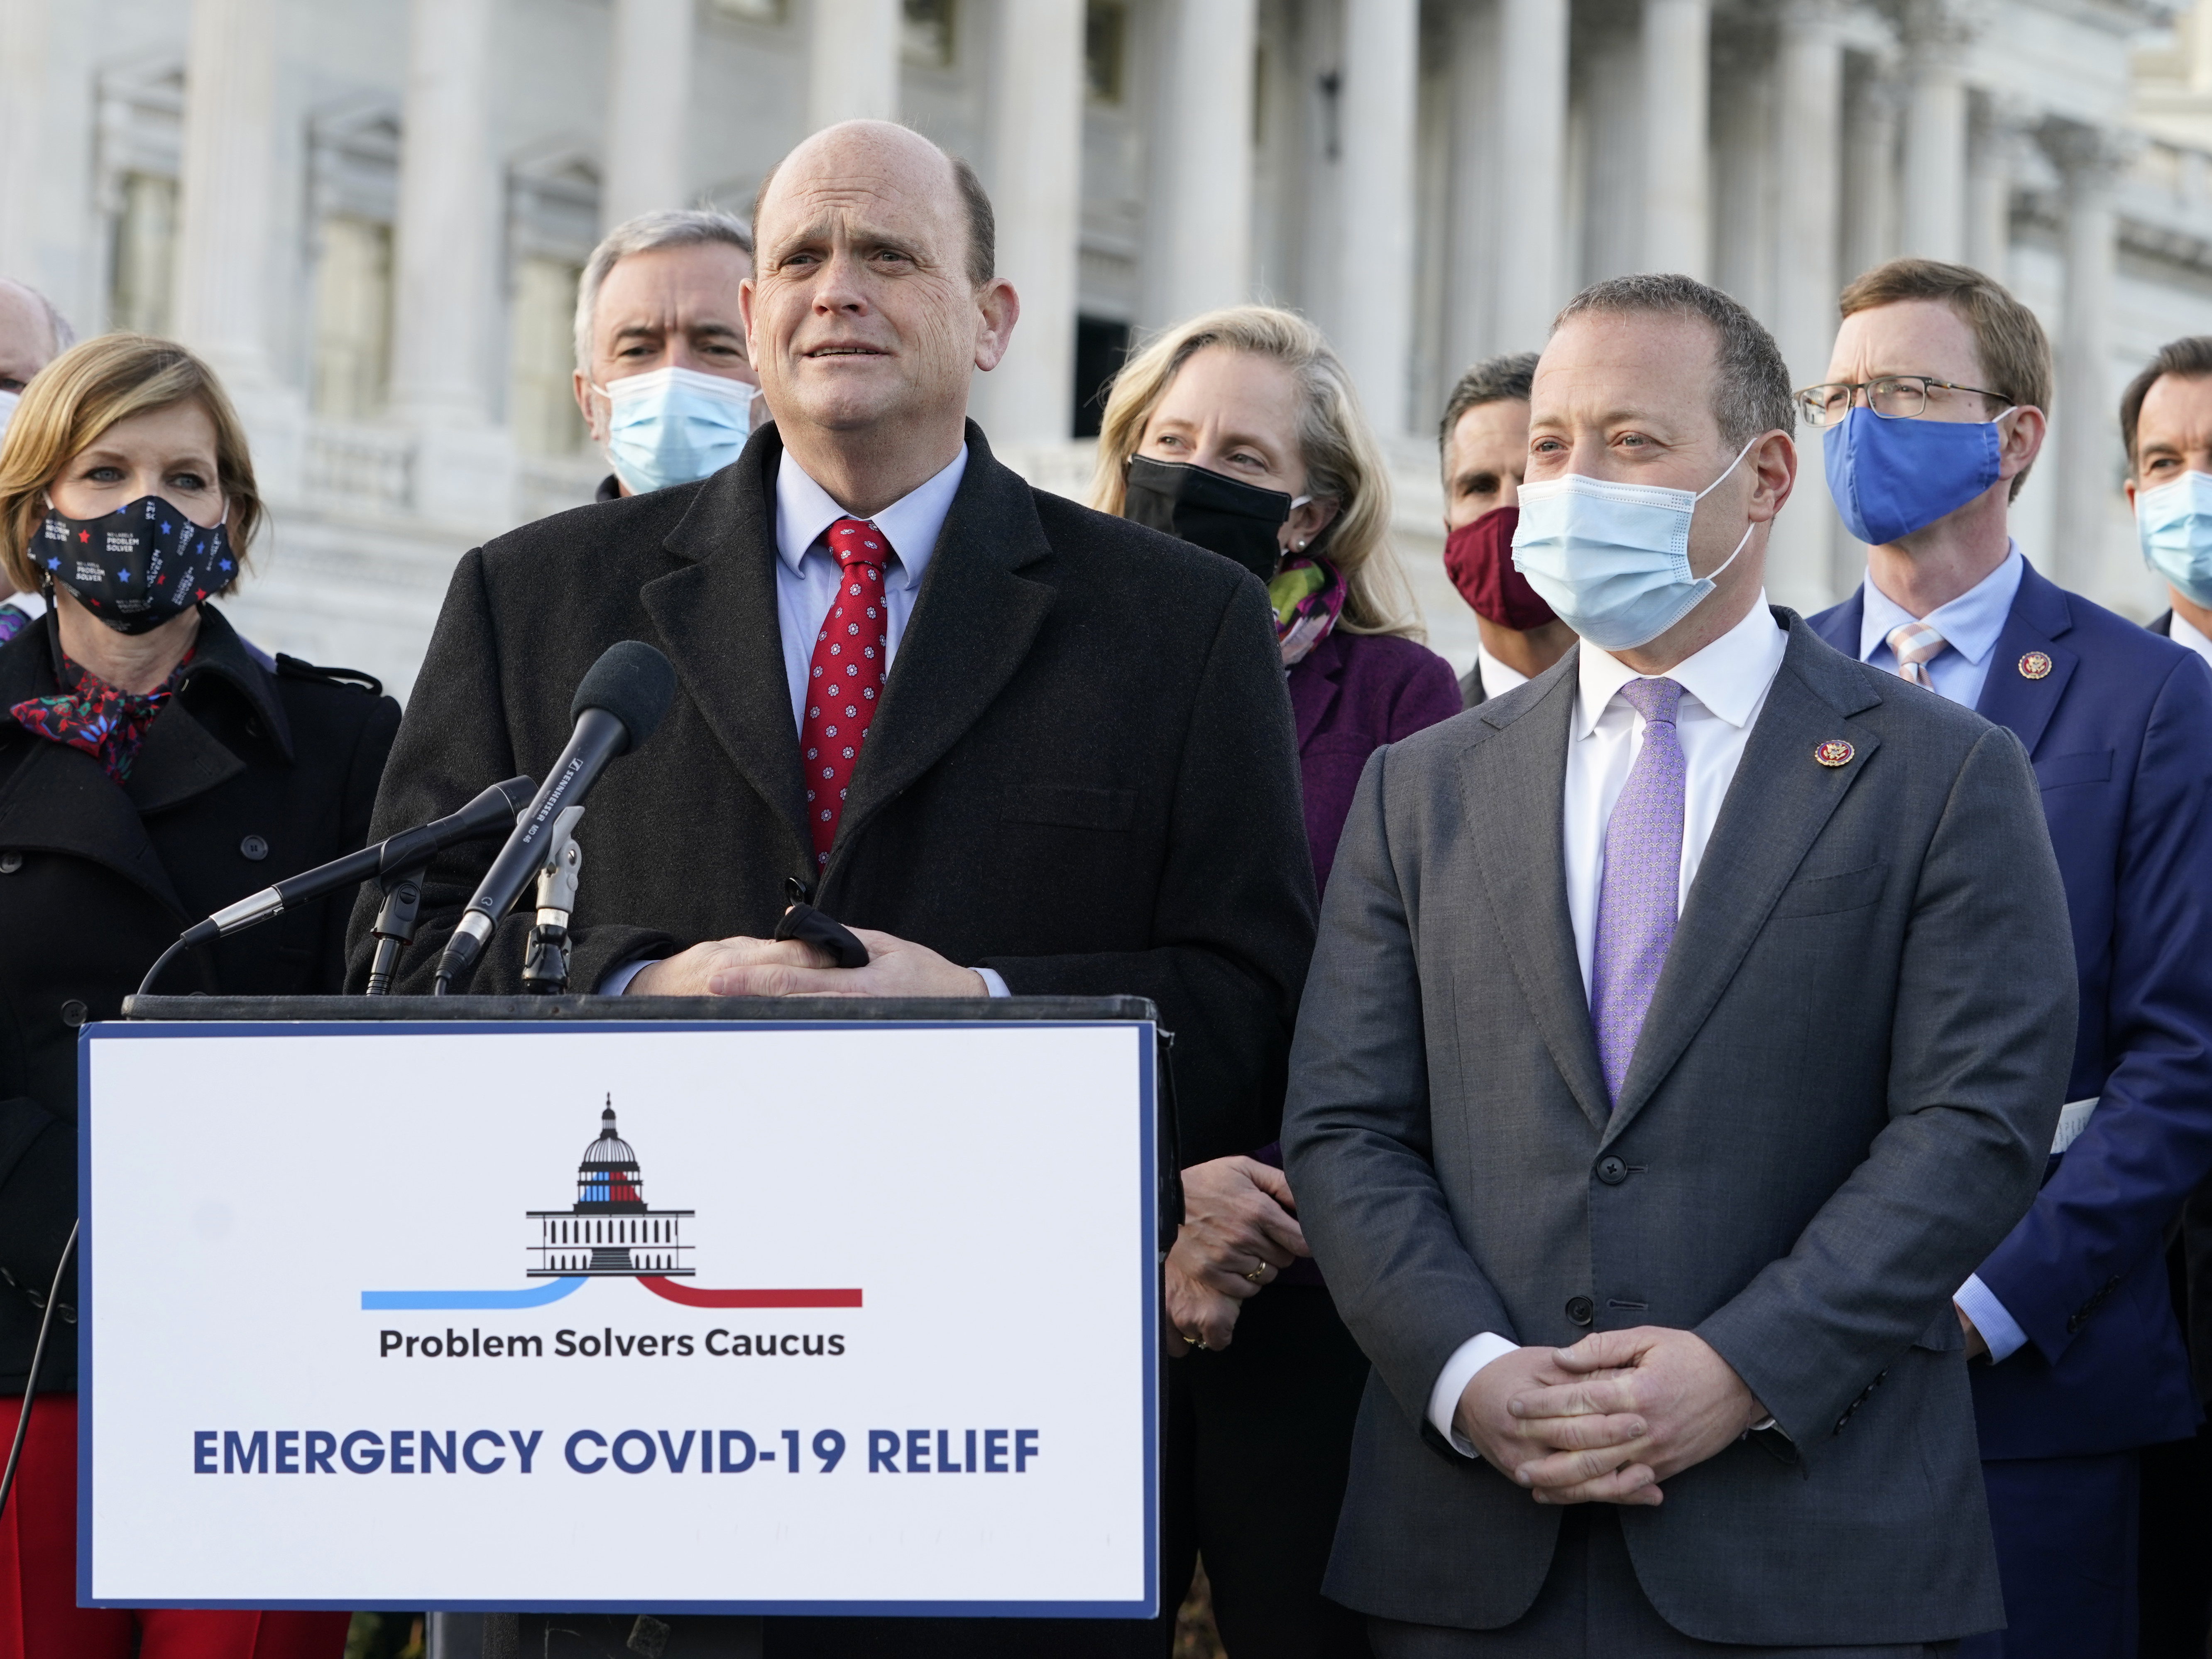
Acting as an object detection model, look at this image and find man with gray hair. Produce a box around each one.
[0,277,74,640]
[1284,272,2075,1652]
[569,207,760,499]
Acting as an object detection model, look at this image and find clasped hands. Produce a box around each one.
[626,927,986,998]
[1455,1327,1770,1507]
[1166,1156,1310,1353]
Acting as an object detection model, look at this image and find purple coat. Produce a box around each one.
[1258,628,1461,1281]
[1288,629,1463,897]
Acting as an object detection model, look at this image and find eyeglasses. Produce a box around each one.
[1794,376,2009,427]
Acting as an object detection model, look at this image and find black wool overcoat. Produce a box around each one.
[345,422,1318,1163]
[0,604,399,1390]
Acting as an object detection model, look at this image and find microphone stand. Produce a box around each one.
[134,777,534,1001]
[520,807,585,996]
[362,865,430,997]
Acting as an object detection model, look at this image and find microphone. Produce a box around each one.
[179,775,538,949]
[434,640,677,990]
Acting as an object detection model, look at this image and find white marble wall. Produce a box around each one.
[0,0,2202,698]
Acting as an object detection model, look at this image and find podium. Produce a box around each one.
[83,995,1168,1639]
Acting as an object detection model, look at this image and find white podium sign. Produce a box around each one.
[78,1017,1159,1617]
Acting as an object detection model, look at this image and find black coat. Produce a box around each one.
[346,422,1317,1162]
[0,605,399,1391]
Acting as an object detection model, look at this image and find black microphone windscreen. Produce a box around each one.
[570,641,676,755]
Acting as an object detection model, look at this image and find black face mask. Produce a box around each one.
[35,495,234,635]
[1122,455,1295,583]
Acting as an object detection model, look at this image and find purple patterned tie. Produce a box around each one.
[1592,677,1687,1109]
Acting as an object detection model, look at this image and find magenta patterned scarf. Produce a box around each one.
[1268,555,1346,668]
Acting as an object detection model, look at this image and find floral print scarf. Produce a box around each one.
[11,647,192,781]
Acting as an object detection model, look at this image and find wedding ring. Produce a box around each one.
[1245,1267,1267,1282]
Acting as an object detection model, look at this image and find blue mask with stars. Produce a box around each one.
[35,494,235,635]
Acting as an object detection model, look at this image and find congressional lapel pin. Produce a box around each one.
[2019,651,2053,680]
[1814,739,1855,768]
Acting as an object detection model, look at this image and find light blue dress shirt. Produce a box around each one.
[1854,544,2033,1363]
[770,443,965,728]
[1856,543,2025,709]
[603,443,1008,995]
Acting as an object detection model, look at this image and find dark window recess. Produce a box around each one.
[1085,0,1126,103]
[1074,316,1132,440]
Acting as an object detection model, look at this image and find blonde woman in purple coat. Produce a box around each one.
[1092,306,1460,1655]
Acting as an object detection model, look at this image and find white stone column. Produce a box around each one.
[1337,0,1419,436]
[1842,61,1900,286]
[173,0,280,387]
[1581,22,1642,283]
[2192,0,2212,94]
[1896,0,1979,263]
[1493,0,1571,351]
[1770,0,1846,612]
[1835,60,1899,590]
[0,0,49,283]
[1640,0,1711,278]
[808,0,901,130]
[1147,0,1257,328]
[1443,4,1495,376]
[973,0,1084,447]
[389,0,511,524]
[1709,31,1773,320]
[603,0,695,226]
[2044,120,2136,592]
[1965,93,2033,280]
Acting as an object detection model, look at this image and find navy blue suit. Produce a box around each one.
[1814,563,2212,1654]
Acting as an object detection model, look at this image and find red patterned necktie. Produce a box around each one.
[800,517,891,869]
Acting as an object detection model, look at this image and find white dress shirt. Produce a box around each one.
[1857,544,2024,710]
[1473,642,1530,700]
[603,444,1009,996]
[2170,607,2212,673]
[1426,593,1790,1454]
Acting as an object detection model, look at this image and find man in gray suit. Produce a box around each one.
[1284,273,2077,1654]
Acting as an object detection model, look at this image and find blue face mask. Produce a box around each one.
[1510,439,1757,652]
[1822,404,2013,546]
[597,366,757,495]
[2135,470,2212,609]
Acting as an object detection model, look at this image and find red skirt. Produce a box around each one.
[0,1394,352,1659]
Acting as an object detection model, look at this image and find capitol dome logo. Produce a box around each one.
[529,1099,693,1279]
[360,1096,860,1313]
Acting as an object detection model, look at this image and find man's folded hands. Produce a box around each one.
[1453,1326,1768,1507]
[627,927,988,997]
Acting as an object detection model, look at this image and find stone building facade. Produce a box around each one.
[1,0,2207,692]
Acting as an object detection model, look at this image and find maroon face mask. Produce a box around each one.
[1444,506,1557,631]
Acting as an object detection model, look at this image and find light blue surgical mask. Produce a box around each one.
[1511,439,1758,651]
[596,365,756,495]
[2135,469,2212,609]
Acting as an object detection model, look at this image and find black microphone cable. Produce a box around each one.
[0,1219,78,1524]
[132,776,535,1001]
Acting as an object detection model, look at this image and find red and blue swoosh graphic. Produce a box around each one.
[361,1278,861,1311]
